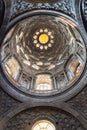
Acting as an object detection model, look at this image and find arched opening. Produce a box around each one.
[32,120,56,130]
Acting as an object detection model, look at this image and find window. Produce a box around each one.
[33,74,54,93]
[32,120,56,130]
[4,57,20,81]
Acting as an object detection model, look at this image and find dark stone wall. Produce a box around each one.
[0,0,4,28]
[67,86,87,120]
[0,88,20,116]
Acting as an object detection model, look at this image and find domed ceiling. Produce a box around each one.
[0,11,86,102]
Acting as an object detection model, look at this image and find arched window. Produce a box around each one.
[32,120,56,130]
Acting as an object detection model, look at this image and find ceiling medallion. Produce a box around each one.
[0,11,86,102]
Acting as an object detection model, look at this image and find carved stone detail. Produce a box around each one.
[68,86,87,120]
[11,0,76,19]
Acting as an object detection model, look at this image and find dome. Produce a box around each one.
[0,12,86,101]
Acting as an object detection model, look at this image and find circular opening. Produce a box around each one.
[0,13,86,99]
[32,120,56,130]
[39,33,49,44]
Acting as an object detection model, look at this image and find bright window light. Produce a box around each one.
[32,120,56,130]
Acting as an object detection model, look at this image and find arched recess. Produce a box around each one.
[0,102,87,129]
